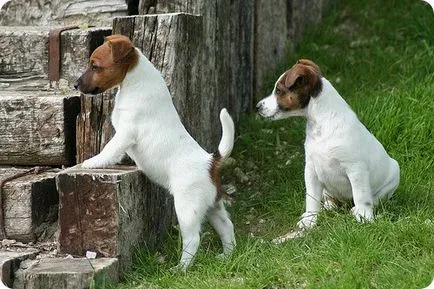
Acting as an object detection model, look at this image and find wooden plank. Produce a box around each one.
[0,251,39,288]
[14,258,119,289]
[56,165,175,272]
[60,28,112,87]
[0,26,111,91]
[0,26,50,91]
[0,0,127,26]
[137,0,330,101]
[0,167,59,242]
[0,91,80,166]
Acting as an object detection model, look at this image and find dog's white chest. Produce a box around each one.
[111,111,119,129]
[306,140,353,199]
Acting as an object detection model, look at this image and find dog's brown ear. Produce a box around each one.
[297,59,321,74]
[284,69,305,90]
[284,65,321,96]
[105,35,135,64]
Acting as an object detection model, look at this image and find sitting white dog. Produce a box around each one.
[74,35,236,270]
[256,59,400,239]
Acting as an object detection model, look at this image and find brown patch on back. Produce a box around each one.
[209,153,224,200]
[275,59,323,111]
[75,34,139,95]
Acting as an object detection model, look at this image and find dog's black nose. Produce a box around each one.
[256,102,263,111]
[73,82,79,90]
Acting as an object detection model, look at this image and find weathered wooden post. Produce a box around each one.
[254,0,330,94]
[56,166,174,272]
[137,0,254,149]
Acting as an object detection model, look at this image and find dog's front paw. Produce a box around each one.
[169,263,188,274]
[296,212,318,230]
[82,157,104,169]
[351,206,374,223]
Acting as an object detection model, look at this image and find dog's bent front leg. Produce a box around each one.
[297,161,323,230]
[82,130,135,168]
[347,164,374,222]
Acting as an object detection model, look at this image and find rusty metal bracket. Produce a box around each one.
[0,167,53,239]
[48,25,80,82]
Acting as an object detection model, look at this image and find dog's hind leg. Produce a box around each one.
[207,201,236,258]
[172,194,205,271]
[347,166,374,222]
[374,159,400,204]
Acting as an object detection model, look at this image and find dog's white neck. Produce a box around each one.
[305,78,353,138]
[115,49,172,111]
[120,50,164,92]
[307,78,349,120]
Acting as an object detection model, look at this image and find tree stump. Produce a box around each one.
[137,0,254,137]
[56,165,175,272]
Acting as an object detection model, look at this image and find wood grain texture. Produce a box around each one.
[76,92,116,163]
[137,0,254,149]
[0,91,80,166]
[0,0,127,26]
[14,258,119,289]
[0,27,111,91]
[254,0,327,94]
[56,165,175,272]
[60,28,112,86]
[0,26,49,91]
[0,167,59,242]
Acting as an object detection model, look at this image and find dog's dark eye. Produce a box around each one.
[275,87,282,95]
[91,64,100,71]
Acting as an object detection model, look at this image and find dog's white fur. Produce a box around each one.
[257,73,400,233]
[82,48,236,270]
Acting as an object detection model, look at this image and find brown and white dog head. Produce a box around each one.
[256,59,323,119]
[74,34,138,95]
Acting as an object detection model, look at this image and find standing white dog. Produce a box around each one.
[74,35,236,270]
[256,59,399,241]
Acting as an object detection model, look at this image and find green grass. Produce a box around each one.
[115,0,434,288]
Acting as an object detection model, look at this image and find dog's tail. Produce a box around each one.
[210,108,234,200]
[217,108,235,160]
